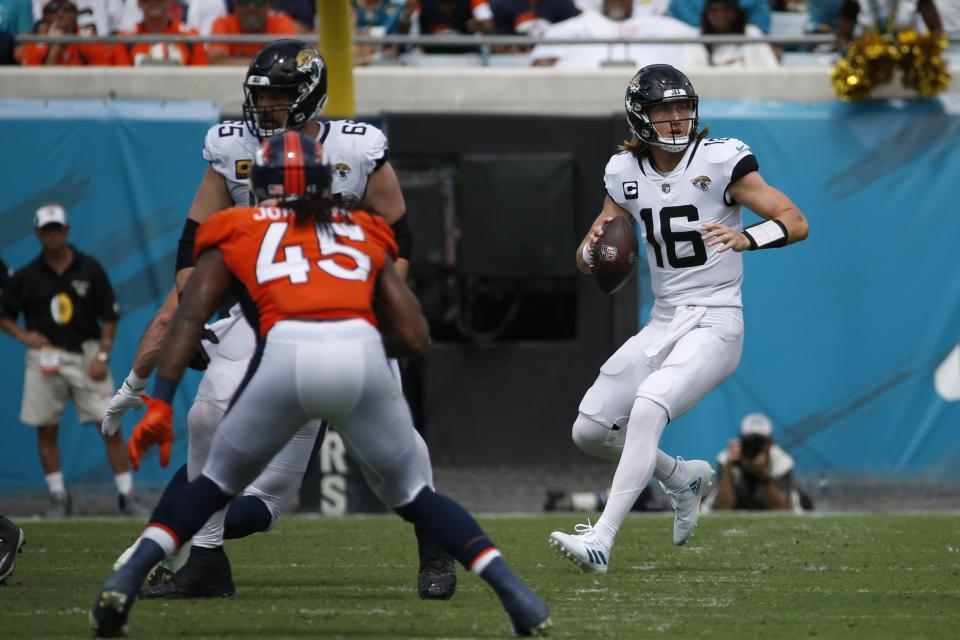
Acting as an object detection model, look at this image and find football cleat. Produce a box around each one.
[503,582,552,637]
[0,515,25,584]
[139,546,235,599]
[144,563,174,588]
[46,492,72,518]
[416,539,457,600]
[662,458,714,545]
[90,568,140,638]
[117,492,151,517]
[548,521,610,574]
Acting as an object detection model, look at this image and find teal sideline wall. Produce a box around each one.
[650,97,960,479]
[0,96,957,492]
[0,100,217,491]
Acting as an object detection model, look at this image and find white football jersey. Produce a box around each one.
[202,119,389,206]
[603,137,757,308]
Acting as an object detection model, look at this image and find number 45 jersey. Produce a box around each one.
[195,207,398,337]
[203,120,388,206]
[604,137,758,309]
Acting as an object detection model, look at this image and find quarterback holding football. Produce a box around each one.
[551,64,809,573]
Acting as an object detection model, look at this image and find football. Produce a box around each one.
[591,216,639,294]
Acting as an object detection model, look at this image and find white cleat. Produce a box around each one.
[548,521,610,574]
[662,458,714,545]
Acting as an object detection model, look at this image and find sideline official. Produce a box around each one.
[0,204,146,517]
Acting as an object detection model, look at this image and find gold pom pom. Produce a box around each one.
[897,30,951,97]
[831,30,951,100]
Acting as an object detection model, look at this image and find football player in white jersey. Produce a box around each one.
[103,40,457,600]
[549,64,809,574]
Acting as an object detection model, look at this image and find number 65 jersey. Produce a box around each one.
[604,137,758,309]
[203,120,388,206]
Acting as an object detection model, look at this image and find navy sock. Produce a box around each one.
[223,495,273,539]
[478,556,526,604]
[395,488,495,568]
[123,538,165,579]
[150,475,232,546]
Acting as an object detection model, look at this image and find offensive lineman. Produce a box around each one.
[549,64,809,573]
[90,131,552,638]
[105,40,456,599]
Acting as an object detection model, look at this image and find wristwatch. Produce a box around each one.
[95,351,109,363]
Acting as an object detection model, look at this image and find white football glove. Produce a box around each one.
[101,372,147,436]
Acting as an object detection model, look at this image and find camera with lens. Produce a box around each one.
[739,434,769,460]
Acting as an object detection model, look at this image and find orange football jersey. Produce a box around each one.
[194,206,398,336]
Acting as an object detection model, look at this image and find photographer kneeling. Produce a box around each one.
[710,413,813,512]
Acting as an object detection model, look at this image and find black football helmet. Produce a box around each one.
[250,131,332,204]
[243,40,328,140]
[625,64,699,153]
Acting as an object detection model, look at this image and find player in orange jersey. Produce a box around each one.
[91,132,552,638]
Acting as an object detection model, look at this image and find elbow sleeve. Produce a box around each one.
[390,215,413,262]
[175,219,200,273]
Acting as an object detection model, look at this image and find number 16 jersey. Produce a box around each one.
[603,137,758,308]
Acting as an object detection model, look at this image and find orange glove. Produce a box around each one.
[128,395,174,471]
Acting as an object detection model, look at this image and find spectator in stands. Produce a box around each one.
[530,0,707,69]
[708,413,813,512]
[352,0,416,63]
[805,0,844,35]
[112,0,207,65]
[701,0,777,67]
[353,0,415,34]
[574,0,669,13]
[31,0,133,35]
[490,0,580,36]
[206,0,297,65]
[836,0,942,48]
[185,0,227,35]
[19,0,113,65]
[418,0,495,35]
[669,0,771,33]
[270,0,311,31]
[2,0,34,62]
[0,204,147,517]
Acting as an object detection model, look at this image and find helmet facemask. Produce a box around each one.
[626,95,699,154]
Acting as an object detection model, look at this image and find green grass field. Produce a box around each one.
[2,513,959,639]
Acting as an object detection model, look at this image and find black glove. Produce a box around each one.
[187,327,220,371]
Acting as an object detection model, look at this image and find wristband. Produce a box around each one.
[581,243,594,267]
[742,219,788,250]
[124,369,148,391]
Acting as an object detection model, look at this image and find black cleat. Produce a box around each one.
[139,545,235,599]
[117,493,151,517]
[91,568,141,637]
[416,540,457,600]
[502,583,552,637]
[144,563,174,587]
[0,515,26,584]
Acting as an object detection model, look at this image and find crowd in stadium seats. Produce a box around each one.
[0,0,949,67]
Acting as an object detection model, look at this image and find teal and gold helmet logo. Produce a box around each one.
[332,163,351,180]
[691,175,711,192]
[50,293,73,325]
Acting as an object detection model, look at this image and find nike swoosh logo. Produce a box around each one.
[0,551,9,566]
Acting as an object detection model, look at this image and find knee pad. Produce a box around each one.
[572,414,623,462]
[186,400,225,479]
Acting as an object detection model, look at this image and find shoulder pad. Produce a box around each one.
[604,151,635,175]
[202,121,256,177]
[701,138,750,164]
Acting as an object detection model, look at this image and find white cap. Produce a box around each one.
[740,412,773,438]
[35,204,68,229]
